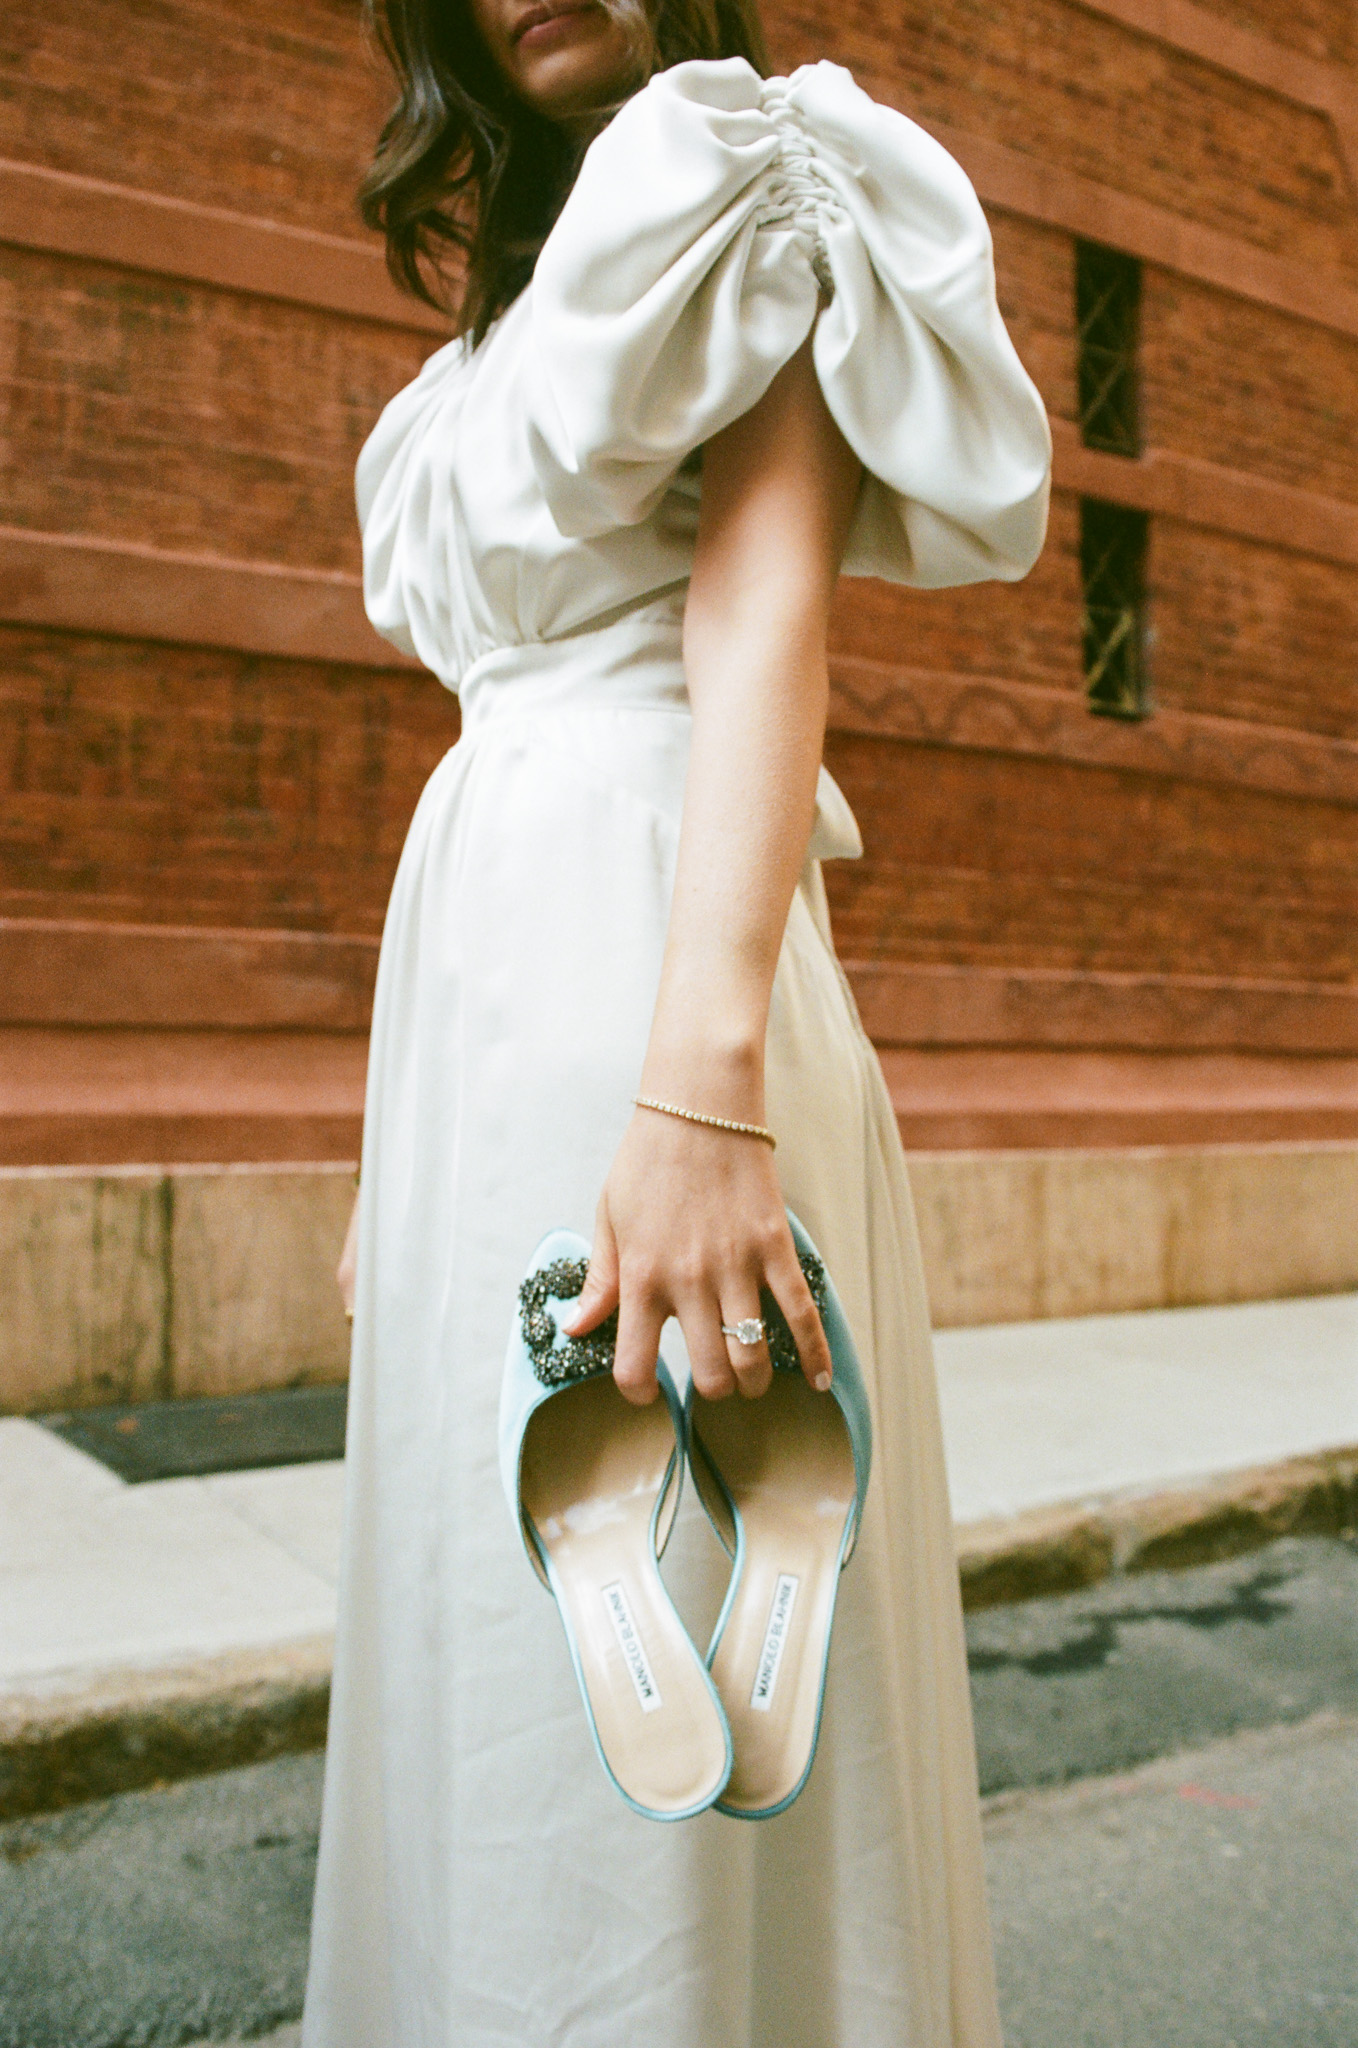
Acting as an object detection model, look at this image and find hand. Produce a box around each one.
[564,1109,833,1406]
[337,1192,359,1320]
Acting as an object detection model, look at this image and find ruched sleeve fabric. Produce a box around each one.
[526,57,1051,588]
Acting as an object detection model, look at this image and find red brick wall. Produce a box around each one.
[1142,275,1358,509]
[0,0,449,946]
[778,0,1358,1050]
[0,626,455,932]
[0,0,387,236]
[825,733,1358,980]
[0,247,428,571]
[829,501,1083,692]
[1187,0,1353,64]
[769,0,1358,276]
[1151,526,1358,737]
[0,0,1355,1157]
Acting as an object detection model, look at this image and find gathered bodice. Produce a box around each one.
[356,307,694,690]
[356,57,1052,695]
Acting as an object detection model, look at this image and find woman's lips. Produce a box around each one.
[513,0,600,46]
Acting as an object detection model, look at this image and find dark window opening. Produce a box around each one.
[1077,242,1142,456]
[1081,499,1150,719]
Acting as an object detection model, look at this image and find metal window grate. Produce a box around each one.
[1077,242,1141,456]
[1081,498,1150,719]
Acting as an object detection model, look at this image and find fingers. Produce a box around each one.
[582,1207,828,1406]
[614,1264,738,1406]
[683,1293,739,1403]
[612,1287,665,1406]
[563,1208,620,1337]
[565,1210,664,1404]
[764,1237,833,1393]
[717,1293,773,1399]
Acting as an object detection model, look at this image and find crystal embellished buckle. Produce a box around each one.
[764,1250,829,1374]
[518,1247,829,1385]
[518,1258,617,1389]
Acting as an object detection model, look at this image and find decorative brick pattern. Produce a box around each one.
[1180,0,1354,65]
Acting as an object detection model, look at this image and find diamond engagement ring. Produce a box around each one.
[721,1318,767,1346]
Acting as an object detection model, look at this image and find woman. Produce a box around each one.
[304,0,1050,2040]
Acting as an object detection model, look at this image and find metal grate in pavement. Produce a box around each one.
[39,1385,348,1484]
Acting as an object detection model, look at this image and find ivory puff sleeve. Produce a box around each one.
[526,57,1052,588]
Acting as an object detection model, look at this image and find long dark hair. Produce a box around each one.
[360,0,768,343]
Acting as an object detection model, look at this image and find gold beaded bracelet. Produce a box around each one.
[634,1095,776,1150]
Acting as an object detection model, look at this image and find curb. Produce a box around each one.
[957,1442,1358,1609]
[0,1637,332,1823]
[4,1446,1355,1821]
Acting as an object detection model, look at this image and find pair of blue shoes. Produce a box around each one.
[499,1212,872,1823]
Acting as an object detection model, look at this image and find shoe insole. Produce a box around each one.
[521,1376,730,1817]
[692,1375,856,1815]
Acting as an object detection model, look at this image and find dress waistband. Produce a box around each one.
[454,605,863,864]
[457,609,689,736]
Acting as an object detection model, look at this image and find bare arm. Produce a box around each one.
[567,337,863,1401]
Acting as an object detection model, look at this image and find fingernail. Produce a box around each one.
[814,1371,832,1392]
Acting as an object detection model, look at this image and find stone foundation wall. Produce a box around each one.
[4,1145,1356,1414]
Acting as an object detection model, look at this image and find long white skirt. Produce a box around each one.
[301,619,1000,2048]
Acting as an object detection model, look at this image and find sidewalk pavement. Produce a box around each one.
[3,1292,1355,1818]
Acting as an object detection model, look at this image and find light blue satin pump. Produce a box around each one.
[500,1227,733,1822]
[685,1208,872,1820]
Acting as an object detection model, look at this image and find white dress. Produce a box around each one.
[301,57,1050,2048]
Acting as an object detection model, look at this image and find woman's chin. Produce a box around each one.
[512,19,637,122]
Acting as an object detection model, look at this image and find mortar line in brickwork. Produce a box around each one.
[0,156,450,336]
[915,122,1358,343]
[1072,0,1358,208]
[1071,0,1358,125]
[1,135,1354,340]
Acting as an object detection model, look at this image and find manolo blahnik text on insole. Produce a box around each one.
[750,1574,800,1712]
[601,1580,663,1712]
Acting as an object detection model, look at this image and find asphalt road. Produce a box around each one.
[968,1532,1358,1795]
[2,1535,1355,2048]
[988,1713,1358,2048]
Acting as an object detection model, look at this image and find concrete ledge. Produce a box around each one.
[6,1449,1354,1821]
[958,1444,1358,1609]
[0,1638,332,1822]
[1,1164,355,1412]
[910,1142,1358,1328]
[5,1145,1357,1411]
